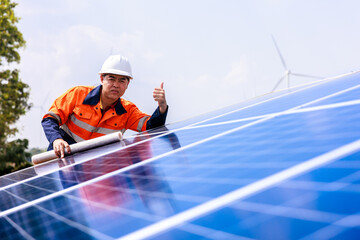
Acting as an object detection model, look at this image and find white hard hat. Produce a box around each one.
[99,55,133,79]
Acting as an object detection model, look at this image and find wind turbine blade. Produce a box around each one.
[272,73,287,92]
[38,92,51,113]
[41,92,50,106]
[271,35,288,70]
[291,72,323,79]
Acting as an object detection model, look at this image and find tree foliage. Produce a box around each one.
[0,0,32,175]
[0,139,32,175]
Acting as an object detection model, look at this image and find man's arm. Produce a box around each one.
[41,86,81,157]
[146,105,168,130]
[122,82,169,131]
[153,82,167,114]
[42,117,71,158]
[146,82,168,129]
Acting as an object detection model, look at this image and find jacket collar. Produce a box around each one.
[83,85,127,115]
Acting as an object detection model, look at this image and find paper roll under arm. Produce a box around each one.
[32,132,123,165]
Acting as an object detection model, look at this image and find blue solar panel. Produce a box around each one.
[0,71,359,239]
[163,151,360,240]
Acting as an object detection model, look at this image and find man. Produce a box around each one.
[42,54,168,158]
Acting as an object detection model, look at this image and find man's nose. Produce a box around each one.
[113,80,121,87]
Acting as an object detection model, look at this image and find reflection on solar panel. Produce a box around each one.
[1,71,360,239]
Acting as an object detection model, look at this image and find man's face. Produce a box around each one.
[100,74,129,102]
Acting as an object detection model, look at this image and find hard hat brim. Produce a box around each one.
[98,69,133,79]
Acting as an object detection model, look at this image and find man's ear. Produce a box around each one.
[100,74,104,84]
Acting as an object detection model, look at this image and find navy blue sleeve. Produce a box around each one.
[42,117,77,150]
[146,105,168,130]
[41,117,63,145]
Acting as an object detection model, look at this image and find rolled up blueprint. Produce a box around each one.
[32,131,123,165]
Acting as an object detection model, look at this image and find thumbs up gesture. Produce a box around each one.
[153,82,167,114]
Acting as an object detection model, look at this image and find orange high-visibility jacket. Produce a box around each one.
[42,85,166,145]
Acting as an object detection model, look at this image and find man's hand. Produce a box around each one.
[153,82,167,114]
[53,138,71,158]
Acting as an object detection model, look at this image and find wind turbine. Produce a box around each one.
[271,35,323,92]
[33,92,50,145]
[33,92,50,116]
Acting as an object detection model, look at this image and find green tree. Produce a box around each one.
[0,0,32,175]
[0,139,32,175]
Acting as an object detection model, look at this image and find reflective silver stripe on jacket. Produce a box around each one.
[46,111,62,124]
[69,114,97,132]
[95,126,120,135]
[61,124,85,142]
[137,116,150,132]
[69,113,122,135]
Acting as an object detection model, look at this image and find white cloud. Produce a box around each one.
[21,24,160,92]
[143,50,164,63]
[160,57,258,125]
[223,60,249,86]
[222,58,257,100]
[64,0,91,12]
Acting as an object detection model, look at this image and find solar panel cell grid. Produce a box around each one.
[159,151,360,240]
[0,168,38,188]
[304,86,360,108]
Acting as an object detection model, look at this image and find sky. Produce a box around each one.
[11,0,360,149]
